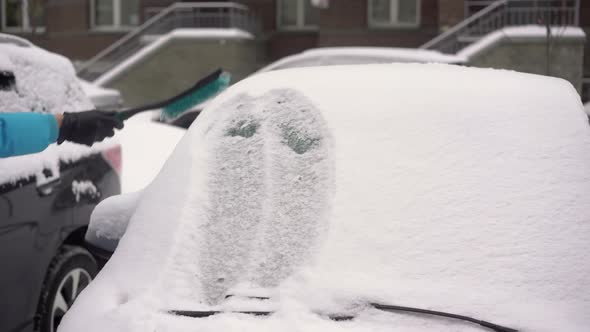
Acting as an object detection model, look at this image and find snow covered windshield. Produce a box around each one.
[62,64,590,332]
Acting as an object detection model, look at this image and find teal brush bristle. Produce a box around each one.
[161,72,230,120]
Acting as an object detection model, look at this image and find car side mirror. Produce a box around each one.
[84,191,143,266]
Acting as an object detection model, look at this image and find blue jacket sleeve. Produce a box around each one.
[0,113,59,158]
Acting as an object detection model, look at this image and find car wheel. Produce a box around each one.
[35,245,97,332]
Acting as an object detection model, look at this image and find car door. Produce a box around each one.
[0,166,73,332]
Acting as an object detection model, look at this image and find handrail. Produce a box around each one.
[421,0,507,49]
[79,4,178,73]
[421,0,580,53]
[77,2,254,78]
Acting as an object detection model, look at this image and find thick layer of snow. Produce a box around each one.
[0,52,12,71]
[0,140,116,185]
[72,180,100,202]
[114,111,185,193]
[95,28,254,86]
[61,64,590,332]
[458,25,586,60]
[258,47,465,73]
[79,79,122,109]
[88,190,142,241]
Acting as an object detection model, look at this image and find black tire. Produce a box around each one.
[35,245,97,332]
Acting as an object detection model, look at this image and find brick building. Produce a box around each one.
[2,1,588,102]
[2,1,588,63]
[0,0,480,63]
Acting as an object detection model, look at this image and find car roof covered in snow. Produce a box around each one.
[62,64,590,332]
[257,47,465,73]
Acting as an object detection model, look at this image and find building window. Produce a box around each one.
[1,0,46,33]
[277,0,319,30]
[92,0,139,30]
[368,0,420,28]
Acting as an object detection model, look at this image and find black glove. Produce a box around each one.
[58,111,124,146]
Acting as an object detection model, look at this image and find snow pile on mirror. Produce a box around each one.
[61,64,590,332]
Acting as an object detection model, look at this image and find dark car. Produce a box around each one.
[0,34,122,332]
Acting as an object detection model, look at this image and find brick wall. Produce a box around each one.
[438,0,464,31]
[6,0,125,62]
[317,0,439,49]
[579,0,590,78]
[238,0,441,60]
[237,0,276,32]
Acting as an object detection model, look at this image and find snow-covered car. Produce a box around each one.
[0,33,122,332]
[164,47,464,129]
[62,64,589,332]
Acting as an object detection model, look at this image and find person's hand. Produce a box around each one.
[57,111,124,146]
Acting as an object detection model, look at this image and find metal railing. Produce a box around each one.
[77,2,260,82]
[465,0,498,17]
[422,0,580,54]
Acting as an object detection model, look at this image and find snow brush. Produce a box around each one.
[114,68,231,121]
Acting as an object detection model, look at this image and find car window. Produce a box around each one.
[0,71,15,92]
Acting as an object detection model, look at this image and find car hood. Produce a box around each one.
[60,64,590,332]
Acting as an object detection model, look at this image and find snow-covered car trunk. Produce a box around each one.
[61,64,590,332]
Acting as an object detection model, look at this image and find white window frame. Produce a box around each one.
[277,0,319,31]
[368,0,421,28]
[90,0,138,32]
[1,0,46,33]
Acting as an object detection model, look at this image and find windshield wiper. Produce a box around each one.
[169,299,518,332]
[170,310,271,318]
[370,303,518,332]
[169,309,354,321]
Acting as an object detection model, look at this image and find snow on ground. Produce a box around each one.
[258,47,464,73]
[458,25,586,60]
[0,35,115,184]
[95,28,254,86]
[61,64,590,332]
[114,111,185,193]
